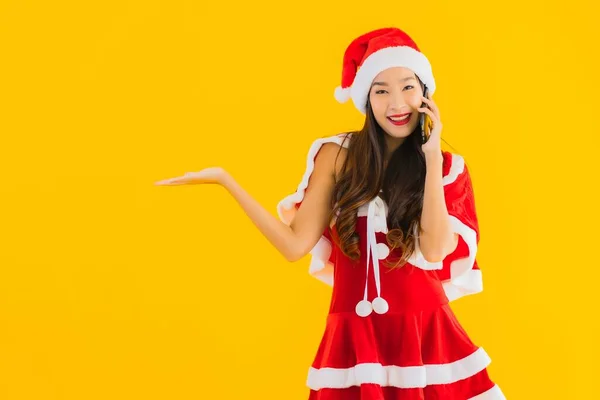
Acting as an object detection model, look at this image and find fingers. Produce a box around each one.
[154,169,221,186]
[417,106,437,123]
[155,176,186,185]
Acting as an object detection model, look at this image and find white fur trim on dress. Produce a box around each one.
[443,218,482,301]
[443,152,464,186]
[307,347,500,392]
[469,384,506,399]
[350,46,436,115]
[277,133,352,284]
[441,154,482,301]
[306,235,334,286]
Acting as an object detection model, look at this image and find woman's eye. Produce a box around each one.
[375,86,413,94]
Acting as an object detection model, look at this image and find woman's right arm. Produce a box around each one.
[221,142,342,262]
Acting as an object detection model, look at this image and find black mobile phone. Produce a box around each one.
[420,86,432,144]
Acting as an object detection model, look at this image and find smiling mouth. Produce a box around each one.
[387,114,411,125]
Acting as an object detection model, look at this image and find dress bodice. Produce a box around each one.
[327,194,449,317]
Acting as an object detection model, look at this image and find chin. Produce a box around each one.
[384,125,416,138]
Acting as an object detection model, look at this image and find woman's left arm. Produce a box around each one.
[419,152,459,263]
[418,94,458,262]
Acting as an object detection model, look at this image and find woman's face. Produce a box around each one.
[368,67,424,140]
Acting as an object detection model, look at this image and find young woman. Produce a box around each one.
[155,27,505,400]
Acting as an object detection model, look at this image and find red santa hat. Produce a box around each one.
[334,27,436,115]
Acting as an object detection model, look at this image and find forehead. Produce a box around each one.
[373,66,417,82]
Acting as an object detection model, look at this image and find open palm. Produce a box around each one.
[154,167,227,186]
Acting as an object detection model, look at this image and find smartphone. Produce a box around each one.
[420,86,433,144]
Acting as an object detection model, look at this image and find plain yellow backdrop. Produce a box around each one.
[1,0,599,399]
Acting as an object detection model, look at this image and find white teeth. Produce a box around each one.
[389,115,409,121]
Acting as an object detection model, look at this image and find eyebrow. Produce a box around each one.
[372,76,417,86]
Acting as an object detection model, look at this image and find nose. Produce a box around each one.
[389,91,409,111]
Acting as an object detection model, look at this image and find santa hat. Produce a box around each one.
[334,27,436,115]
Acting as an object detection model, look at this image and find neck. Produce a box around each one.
[383,135,405,168]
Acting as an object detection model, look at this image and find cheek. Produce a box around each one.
[369,95,386,115]
[407,93,422,109]
[372,105,388,122]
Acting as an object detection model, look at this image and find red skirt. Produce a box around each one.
[307,304,505,400]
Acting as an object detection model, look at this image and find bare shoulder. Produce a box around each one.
[316,141,347,181]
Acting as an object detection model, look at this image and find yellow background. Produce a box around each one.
[1,0,598,399]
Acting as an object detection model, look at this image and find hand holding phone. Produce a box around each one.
[420,86,433,144]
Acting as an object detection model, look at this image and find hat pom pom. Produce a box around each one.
[334,86,351,103]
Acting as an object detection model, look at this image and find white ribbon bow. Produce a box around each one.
[355,195,390,317]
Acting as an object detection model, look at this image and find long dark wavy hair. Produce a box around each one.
[327,80,451,269]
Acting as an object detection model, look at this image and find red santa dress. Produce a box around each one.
[277,133,506,400]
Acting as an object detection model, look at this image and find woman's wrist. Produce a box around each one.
[219,169,234,189]
[424,149,443,165]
